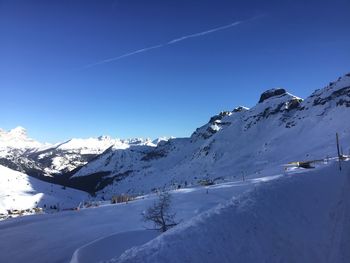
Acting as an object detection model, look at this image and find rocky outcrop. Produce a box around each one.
[258,88,286,103]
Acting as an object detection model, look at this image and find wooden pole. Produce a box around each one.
[336,133,341,157]
[336,132,342,171]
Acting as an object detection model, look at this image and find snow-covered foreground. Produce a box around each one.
[111,161,350,263]
[0,160,348,263]
[0,171,279,263]
[0,165,89,215]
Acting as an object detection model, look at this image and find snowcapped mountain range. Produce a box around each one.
[72,72,350,197]
[0,128,159,191]
[1,73,349,198]
[0,130,161,213]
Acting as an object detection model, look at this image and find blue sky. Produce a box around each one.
[1,0,350,143]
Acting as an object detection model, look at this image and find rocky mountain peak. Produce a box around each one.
[258,88,287,103]
[233,106,249,112]
[97,135,112,141]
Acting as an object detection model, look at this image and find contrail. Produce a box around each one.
[84,44,164,68]
[83,16,262,69]
[167,21,242,45]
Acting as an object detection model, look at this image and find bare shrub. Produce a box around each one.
[143,192,178,232]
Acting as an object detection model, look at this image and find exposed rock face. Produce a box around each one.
[209,111,232,123]
[258,88,287,103]
[233,106,249,113]
[287,98,303,111]
[313,86,350,107]
[192,111,235,141]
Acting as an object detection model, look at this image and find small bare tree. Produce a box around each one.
[143,192,178,232]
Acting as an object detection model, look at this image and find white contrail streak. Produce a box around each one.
[84,44,164,68]
[167,21,242,44]
[83,16,262,69]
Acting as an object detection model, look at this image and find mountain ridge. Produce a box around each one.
[71,72,350,196]
[1,73,349,196]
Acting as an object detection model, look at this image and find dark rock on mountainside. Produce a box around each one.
[209,111,231,123]
[313,86,350,106]
[259,88,286,103]
[287,98,303,111]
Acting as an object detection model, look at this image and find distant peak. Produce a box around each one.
[258,88,287,103]
[11,126,27,133]
[233,106,249,112]
[152,137,174,145]
[0,126,45,149]
[6,126,27,138]
[98,135,111,141]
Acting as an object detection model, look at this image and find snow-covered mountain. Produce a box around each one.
[31,136,154,175]
[0,126,45,150]
[0,129,158,191]
[71,73,350,196]
[1,73,349,196]
[0,127,51,178]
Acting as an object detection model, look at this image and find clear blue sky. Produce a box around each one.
[1,0,350,143]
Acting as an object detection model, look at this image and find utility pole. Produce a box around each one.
[242,171,245,182]
[336,132,342,171]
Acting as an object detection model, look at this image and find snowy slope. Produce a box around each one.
[0,165,89,215]
[70,73,350,196]
[109,161,350,263]
[0,167,265,263]
[0,158,347,263]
